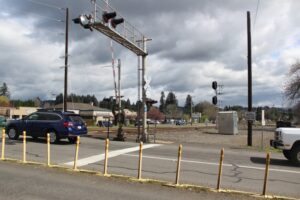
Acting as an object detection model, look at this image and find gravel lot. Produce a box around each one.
[153,126,275,149]
[90,123,276,150]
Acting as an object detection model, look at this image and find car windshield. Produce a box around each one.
[67,115,84,124]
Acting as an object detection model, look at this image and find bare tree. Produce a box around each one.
[285,62,300,122]
[285,62,300,102]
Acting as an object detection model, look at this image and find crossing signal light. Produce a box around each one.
[102,12,116,23]
[111,18,124,28]
[146,98,157,111]
[212,96,218,105]
[212,81,218,90]
[102,11,124,29]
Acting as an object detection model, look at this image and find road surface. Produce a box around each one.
[1,136,299,198]
[0,161,260,200]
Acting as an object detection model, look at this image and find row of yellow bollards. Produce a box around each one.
[1,128,272,196]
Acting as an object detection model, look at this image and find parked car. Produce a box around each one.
[97,120,113,127]
[0,116,6,127]
[175,120,186,125]
[5,110,87,144]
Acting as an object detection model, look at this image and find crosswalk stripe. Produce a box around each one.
[63,144,161,167]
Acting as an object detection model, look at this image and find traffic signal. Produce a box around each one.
[102,12,116,23]
[72,15,92,31]
[212,81,218,90]
[212,96,218,105]
[102,11,124,29]
[146,98,157,111]
[111,18,124,28]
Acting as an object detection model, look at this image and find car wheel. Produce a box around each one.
[7,127,19,140]
[68,137,77,144]
[49,131,59,144]
[291,145,300,166]
[283,150,291,160]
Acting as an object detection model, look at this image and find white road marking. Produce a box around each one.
[63,144,161,167]
[123,154,300,174]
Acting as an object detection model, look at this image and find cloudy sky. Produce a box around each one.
[0,0,299,107]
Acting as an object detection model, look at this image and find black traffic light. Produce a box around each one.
[102,12,116,23]
[146,98,158,111]
[212,81,218,90]
[102,11,124,29]
[212,96,218,105]
[111,18,124,28]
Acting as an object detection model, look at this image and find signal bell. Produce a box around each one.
[72,15,93,31]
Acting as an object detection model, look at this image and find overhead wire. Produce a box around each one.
[27,0,64,10]
[253,0,260,32]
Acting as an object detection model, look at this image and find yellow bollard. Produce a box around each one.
[217,148,224,190]
[262,152,271,196]
[47,133,51,166]
[1,129,6,160]
[23,131,27,163]
[138,142,143,180]
[103,138,109,176]
[73,136,80,170]
[175,144,183,185]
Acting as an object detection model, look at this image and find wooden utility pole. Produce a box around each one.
[64,8,69,112]
[247,11,253,146]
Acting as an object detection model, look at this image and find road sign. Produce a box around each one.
[245,111,256,121]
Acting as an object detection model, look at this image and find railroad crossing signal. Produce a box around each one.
[212,81,218,105]
[102,11,124,29]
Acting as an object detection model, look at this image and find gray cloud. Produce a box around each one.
[0,0,299,107]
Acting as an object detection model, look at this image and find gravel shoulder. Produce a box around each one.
[89,124,277,152]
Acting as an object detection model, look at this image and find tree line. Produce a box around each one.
[1,59,299,123]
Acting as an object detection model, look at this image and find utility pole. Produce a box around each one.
[141,38,147,142]
[63,8,69,112]
[247,11,253,146]
[114,59,125,141]
[137,56,141,141]
[141,37,151,143]
[190,98,193,126]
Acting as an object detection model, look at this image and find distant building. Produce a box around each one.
[0,106,39,119]
[48,102,113,123]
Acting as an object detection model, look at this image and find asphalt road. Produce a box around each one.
[1,161,264,200]
[1,136,299,199]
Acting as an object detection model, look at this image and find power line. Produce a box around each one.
[253,0,260,32]
[27,0,64,10]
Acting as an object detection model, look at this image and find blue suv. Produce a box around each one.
[5,110,87,144]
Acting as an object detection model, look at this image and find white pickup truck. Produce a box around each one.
[270,127,300,165]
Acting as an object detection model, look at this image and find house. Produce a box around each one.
[50,103,113,123]
[0,106,39,119]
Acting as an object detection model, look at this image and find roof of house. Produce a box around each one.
[50,103,111,112]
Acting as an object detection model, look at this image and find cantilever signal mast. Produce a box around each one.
[73,0,150,142]
[104,0,118,105]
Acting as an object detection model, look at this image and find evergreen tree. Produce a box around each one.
[0,82,10,98]
[159,91,166,113]
[166,92,178,106]
[184,94,193,115]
